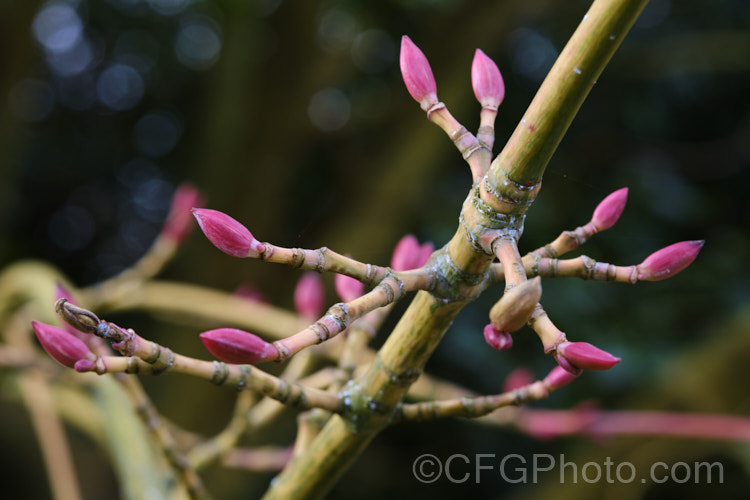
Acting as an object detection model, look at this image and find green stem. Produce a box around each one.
[487,0,649,189]
[262,0,648,497]
[262,291,467,499]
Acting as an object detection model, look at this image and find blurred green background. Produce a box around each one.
[1,0,749,498]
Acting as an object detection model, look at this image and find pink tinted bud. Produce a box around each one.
[471,49,505,109]
[233,283,267,303]
[163,184,204,242]
[591,187,628,231]
[55,283,75,304]
[391,234,419,271]
[502,368,534,392]
[483,324,513,351]
[390,235,434,271]
[543,365,580,390]
[32,321,94,368]
[200,328,278,364]
[334,273,364,303]
[637,240,704,281]
[400,36,439,111]
[192,208,265,258]
[74,359,97,372]
[294,272,325,320]
[418,242,434,267]
[557,341,620,372]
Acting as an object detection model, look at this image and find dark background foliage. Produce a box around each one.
[1,0,749,498]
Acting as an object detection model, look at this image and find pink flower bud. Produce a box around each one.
[391,235,434,271]
[502,368,534,392]
[400,36,439,111]
[637,240,704,281]
[200,328,278,364]
[483,324,513,351]
[471,49,505,109]
[543,365,580,390]
[233,283,267,303]
[591,187,628,231]
[162,184,204,242]
[192,208,265,258]
[556,341,620,372]
[334,273,364,303]
[294,272,325,320]
[418,242,434,267]
[32,321,94,368]
[74,359,97,372]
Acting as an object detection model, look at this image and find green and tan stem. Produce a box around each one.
[527,222,599,260]
[494,235,528,287]
[222,446,292,472]
[477,106,498,152]
[188,351,318,470]
[55,302,343,414]
[486,0,649,189]
[269,1,649,497]
[82,349,342,413]
[429,106,490,181]
[272,274,406,361]
[118,375,210,500]
[490,256,639,283]
[259,244,433,290]
[188,391,257,470]
[397,379,559,421]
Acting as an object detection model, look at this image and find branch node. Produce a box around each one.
[210,360,230,386]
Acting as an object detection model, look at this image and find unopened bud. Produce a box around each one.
[233,283,267,303]
[294,272,325,320]
[543,365,580,390]
[55,299,99,334]
[192,208,265,258]
[32,321,95,369]
[162,184,204,242]
[334,273,364,303]
[591,187,628,231]
[200,328,278,364]
[489,277,542,333]
[391,234,434,271]
[483,324,513,351]
[556,341,620,373]
[637,240,704,281]
[471,49,505,109]
[400,36,439,112]
[502,368,534,392]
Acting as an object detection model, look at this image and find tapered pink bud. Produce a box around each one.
[471,49,505,109]
[294,272,325,320]
[234,283,267,303]
[400,36,439,112]
[192,208,265,258]
[162,184,204,242]
[556,341,620,373]
[637,240,704,281]
[391,235,434,271]
[483,324,513,351]
[200,328,278,364]
[543,365,580,390]
[32,321,95,368]
[591,187,628,231]
[503,368,534,392]
[334,273,364,303]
